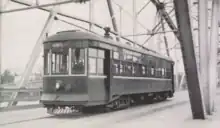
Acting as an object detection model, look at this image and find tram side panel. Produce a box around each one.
[87,77,108,106]
[110,61,174,97]
[111,77,173,96]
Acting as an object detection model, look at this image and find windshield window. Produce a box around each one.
[71,48,85,74]
[51,48,69,75]
[44,46,86,75]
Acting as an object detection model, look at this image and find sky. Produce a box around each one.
[0,0,188,75]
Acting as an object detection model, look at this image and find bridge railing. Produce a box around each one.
[0,88,42,102]
[0,81,43,111]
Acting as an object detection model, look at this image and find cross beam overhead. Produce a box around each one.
[10,0,158,53]
[0,0,89,13]
[151,0,180,41]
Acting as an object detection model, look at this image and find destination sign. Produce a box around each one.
[51,42,65,48]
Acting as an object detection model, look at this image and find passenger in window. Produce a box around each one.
[72,48,85,74]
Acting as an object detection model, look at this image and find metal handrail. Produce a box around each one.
[0,88,42,92]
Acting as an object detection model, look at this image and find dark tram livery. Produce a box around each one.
[40,30,175,112]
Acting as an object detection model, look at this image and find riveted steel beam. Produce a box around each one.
[173,0,205,119]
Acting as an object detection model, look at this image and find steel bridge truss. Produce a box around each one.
[0,0,219,120]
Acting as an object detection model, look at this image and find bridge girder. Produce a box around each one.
[150,0,180,41]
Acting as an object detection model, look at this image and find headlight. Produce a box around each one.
[56,82,60,89]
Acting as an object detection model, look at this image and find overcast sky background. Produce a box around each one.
[0,0,193,75]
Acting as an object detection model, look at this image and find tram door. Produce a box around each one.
[104,50,111,101]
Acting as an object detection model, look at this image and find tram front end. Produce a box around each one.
[40,40,89,111]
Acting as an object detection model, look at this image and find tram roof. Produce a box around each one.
[44,30,174,62]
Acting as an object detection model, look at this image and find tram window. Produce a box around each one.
[120,64,124,74]
[89,48,97,57]
[126,54,132,61]
[133,56,138,62]
[113,51,119,59]
[125,64,132,76]
[88,48,105,75]
[98,50,105,58]
[154,68,157,77]
[165,68,168,78]
[160,68,163,77]
[71,48,85,74]
[51,53,55,73]
[89,58,96,74]
[157,68,161,78]
[133,64,141,76]
[162,68,165,77]
[55,55,60,73]
[169,69,172,78]
[151,68,154,76]
[166,68,171,78]
[97,58,104,74]
[146,66,150,76]
[142,66,146,75]
[112,60,120,75]
[132,65,135,75]
[51,48,69,75]
[113,63,119,74]
[164,68,167,78]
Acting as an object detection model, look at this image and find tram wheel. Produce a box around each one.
[47,107,55,115]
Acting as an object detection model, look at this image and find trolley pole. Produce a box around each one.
[173,0,205,119]
[198,0,209,115]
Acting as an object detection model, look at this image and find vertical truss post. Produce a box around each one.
[89,0,94,31]
[179,74,185,90]
[175,58,179,90]
[173,0,205,119]
[36,0,39,5]
[156,2,170,56]
[160,13,170,56]
[7,8,57,107]
[133,0,137,43]
[119,6,122,40]
[106,0,120,41]
[0,0,8,84]
[0,0,2,84]
[208,0,219,114]
[198,0,209,115]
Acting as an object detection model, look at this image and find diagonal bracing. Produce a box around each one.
[7,7,58,106]
[150,0,180,41]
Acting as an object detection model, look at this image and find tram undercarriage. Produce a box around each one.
[44,91,171,115]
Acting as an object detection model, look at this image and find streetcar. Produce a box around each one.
[40,29,175,113]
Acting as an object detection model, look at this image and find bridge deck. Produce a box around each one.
[0,90,219,128]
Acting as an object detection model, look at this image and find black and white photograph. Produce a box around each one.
[0,0,219,127]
